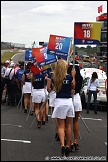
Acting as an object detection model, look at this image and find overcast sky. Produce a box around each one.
[1,1,107,48]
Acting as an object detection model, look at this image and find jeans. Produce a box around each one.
[87,90,97,112]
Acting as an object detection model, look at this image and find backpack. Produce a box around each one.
[3,68,13,85]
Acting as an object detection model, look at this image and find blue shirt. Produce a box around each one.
[56,74,73,98]
[15,69,25,82]
[33,74,45,89]
[1,66,6,75]
[23,69,31,82]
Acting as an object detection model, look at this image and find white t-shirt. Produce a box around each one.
[4,68,14,80]
[87,78,99,91]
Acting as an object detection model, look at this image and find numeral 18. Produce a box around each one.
[83,30,90,38]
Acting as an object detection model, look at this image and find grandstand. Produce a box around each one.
[1,41,26,50]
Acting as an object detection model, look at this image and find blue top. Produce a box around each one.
[23,69,31,82]
[56,74,73,98]
[1,66,6,75]
[33,74,45,89]
[15,69,25,82]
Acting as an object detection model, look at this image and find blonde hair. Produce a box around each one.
[53,59,68,92]
[51,62,56,72]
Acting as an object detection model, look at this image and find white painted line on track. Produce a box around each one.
[1,139,31,143]
[104,142,107,145]
[1,124,22,127]
[80,118,102,121]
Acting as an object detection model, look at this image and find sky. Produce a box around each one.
[1,1,107,48]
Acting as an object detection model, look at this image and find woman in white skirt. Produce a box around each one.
[67,61,83,152]
[47,63,58,139]
[22,63,32,113]
[31,70,46,128]
[47,59,76,157]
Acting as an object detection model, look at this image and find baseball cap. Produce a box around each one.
[10,62,15,67]
[5,60,10,63]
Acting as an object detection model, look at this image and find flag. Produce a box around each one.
[32,46,57,66]
[41,64,51,75]
[25,49,35,61]
[98,5,102,13]
[28,63,41,75]
[28,63,51,78]
[47,34,71,60]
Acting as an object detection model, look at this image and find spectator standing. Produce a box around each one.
[105,78,107,98]
[15,61,25,105]
[3,62,15,105]
[86,72,99,114]
[1,62,6,102]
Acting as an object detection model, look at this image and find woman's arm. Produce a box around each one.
[46,78,51,93]
[71,68,76,89]
[22,74,25,85]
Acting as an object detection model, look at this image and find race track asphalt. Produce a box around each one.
[1,103,107,161]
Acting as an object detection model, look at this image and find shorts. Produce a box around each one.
[73,93,82,112]
[49,90,56,107]
[23,82,32,94]
[32,88,46,103]
[52,98,75,119]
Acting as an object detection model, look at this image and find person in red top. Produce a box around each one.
[99,65,104,71]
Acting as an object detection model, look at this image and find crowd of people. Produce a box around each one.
[1,58,107,157]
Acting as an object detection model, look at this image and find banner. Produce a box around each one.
[32,46,57,66]
[41,64,51,75]
[47,34,71,60]
[74,22,101,45]
[28,63,41,74]
[28,63,51,77]
[25,49,35,61]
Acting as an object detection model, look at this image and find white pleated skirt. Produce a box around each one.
[23,82,32,94]
[32,88,46,103]
[49,90,56,107]
[73,93,82,112]
[52,98,75,119]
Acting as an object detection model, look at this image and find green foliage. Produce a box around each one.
[76,46,97,55]
[1,51,18,62]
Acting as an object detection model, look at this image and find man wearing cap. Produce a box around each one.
[3,62,15,106]
[1,62,6,102]
[15,61,25,106]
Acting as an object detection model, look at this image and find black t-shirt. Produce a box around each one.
[23,69,31,82]
[33,74,45,89]
[56,74,73,98]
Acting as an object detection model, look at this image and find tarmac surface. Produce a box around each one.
[1,103,107,161]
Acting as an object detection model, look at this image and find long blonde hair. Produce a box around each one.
[53,59,68,92]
